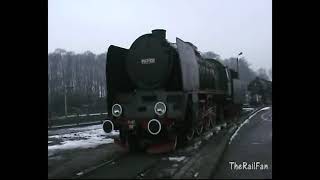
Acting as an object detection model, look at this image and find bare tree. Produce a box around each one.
[48,49,107,116]
[257,68,270,81]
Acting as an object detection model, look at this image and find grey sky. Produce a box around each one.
[48,0,272,70]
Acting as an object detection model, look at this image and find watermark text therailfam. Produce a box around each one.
[229,161,269,170]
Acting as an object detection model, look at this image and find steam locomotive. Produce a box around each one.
[103,29,245,153]
[248,77,272,106]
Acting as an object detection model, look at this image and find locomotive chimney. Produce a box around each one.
[152,29,166,39]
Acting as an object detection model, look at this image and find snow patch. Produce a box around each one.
[204,132,213,140]
[172,163,179,167]
[193,140,202,149]
[168,156,186,162]
[243,108,255,111]
[222,122,227,128]
[214,126,221,133]
[76,172,84,176]
[48,138,114,151]
[49,128,119,139]
[48,126,118,156]
[48,123,119,137]
[215,126,221,131]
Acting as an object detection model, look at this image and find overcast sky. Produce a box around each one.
[48,0,272,70]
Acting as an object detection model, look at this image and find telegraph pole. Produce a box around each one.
[237,52,243,74]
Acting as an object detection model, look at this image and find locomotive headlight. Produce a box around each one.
[112,104,122,117]
[154,102,166,116]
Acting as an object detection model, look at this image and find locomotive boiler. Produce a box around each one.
[103,29,245,153]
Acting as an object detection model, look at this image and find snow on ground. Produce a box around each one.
[49,124,101,134]
[168,156,186,162]
[48,137,114,151]
[204,132,214,140]
[242,107,255,111]
[229,106,271,144]
[193,140,202,149]
[214,126,221,132]
[48,124,119,157]
[49,128,118,140]
[48,123,115,136]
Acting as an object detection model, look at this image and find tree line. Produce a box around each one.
[48,49,107,118]
[48,49,271,118]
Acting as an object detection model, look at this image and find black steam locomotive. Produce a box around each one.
[103,29,245,153]
[248,77,272,106]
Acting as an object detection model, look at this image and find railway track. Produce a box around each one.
[70,108,261,179]
[71,129,221,179]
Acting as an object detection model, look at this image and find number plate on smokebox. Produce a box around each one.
[141,58,155,64]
